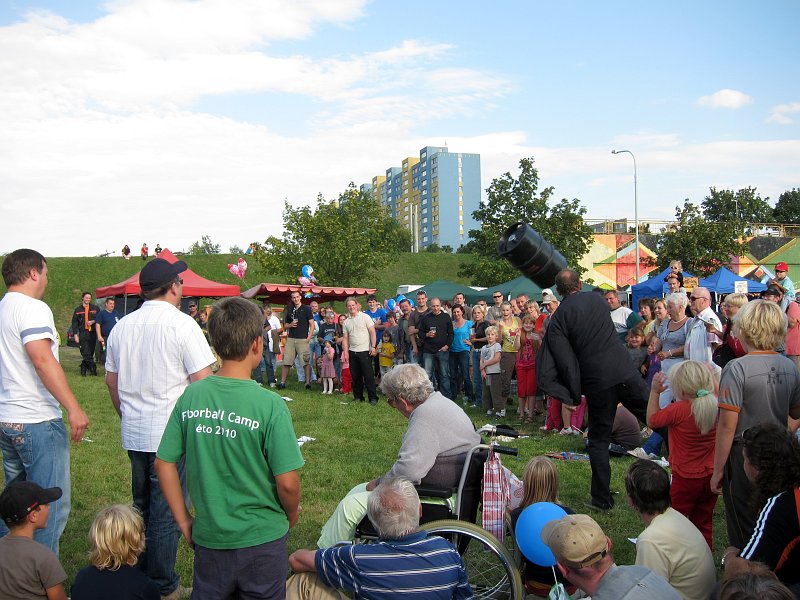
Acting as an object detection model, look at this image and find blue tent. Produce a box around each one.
[699,267,766,294]
[631,267,696,310]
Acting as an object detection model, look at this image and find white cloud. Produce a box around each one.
[697,88,754,109]
[767,102,800,125]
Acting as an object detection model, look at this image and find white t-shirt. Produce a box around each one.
[0,292,62,423]
[106,300,215,452]
[343,312,375,353]
[266,315,281,352]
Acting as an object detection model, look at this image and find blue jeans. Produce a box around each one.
[471,350,483,406]
[128,451,185,596]
[423,351,451,398]
[252,350,276,385]
[449,351,473,402]
[0,419,70,556]
[643,430,664,456]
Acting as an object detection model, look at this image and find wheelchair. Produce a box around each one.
[353,425,524,600]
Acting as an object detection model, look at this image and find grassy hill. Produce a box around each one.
[0,251,474,336]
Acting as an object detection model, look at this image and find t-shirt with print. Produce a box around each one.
[157,376,304,549]
[481,343,502,374]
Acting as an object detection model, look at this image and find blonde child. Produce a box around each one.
[509,458,576,597]
[648,361,718,548]
[320,339,337,395]
[480,326,504,417]
[71,504,158,599]
[516,316,541,422]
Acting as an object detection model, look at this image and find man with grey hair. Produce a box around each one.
[287,478,473,599]
[316,364,480,547]
[604,289,642,342]
[684,287,721,371]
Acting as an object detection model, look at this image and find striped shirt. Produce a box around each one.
[740,488,800,586]
[316,531,474,599]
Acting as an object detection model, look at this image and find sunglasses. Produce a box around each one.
[493,295,502,299]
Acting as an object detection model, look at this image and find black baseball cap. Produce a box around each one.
[139,258,188,292]
[0,481,62,524]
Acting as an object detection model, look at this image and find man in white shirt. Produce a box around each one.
[342,297,377,405]
[604,290,643,342]
[685,287,721,370]
[105,257,214,599]
[625,460,716,600]
[0,249,90,556]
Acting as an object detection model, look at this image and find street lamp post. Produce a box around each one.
[611,149,640,283]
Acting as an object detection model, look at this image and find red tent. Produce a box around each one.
[241,283,376,306]
[96,249,241,300]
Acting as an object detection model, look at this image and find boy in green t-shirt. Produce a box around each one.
[155,297,304,599]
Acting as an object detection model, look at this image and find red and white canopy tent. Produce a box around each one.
[95,249,241,314]
[240,283,376,307]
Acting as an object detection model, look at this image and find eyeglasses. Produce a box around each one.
[493,295,502,299]
[689,296,706,301]
[175,278,183,285]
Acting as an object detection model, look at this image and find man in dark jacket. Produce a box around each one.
[537,270,647,510]
[71,292,99,376]
[418,298,454,398]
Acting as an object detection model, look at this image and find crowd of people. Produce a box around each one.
[3,247,800,599]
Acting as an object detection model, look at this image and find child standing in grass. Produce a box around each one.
[155,297,304,599]
[480,326,503,417]
[647,361,718,548]
[0,481,67,600]
[320,340,337,395]
[516,316,540,422]
[71,505,158,600]
[378,330,396,377]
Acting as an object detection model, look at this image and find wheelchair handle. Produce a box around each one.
[491,445,518,456]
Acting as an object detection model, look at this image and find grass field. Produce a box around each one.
[2,347,729,590]
[0,252,728,590]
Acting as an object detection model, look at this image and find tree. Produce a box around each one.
[458,157,594,286]
[773,188,800,224]
[229,244,245,254]
[648,200,747,276]
[188,235,221,255]
[701,187,772,224]
[254,183,413,286]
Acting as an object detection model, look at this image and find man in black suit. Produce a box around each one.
[537,269,648,510]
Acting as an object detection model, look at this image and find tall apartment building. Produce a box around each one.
[368,146,481,250]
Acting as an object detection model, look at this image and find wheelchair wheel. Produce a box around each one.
[424,519,524,600]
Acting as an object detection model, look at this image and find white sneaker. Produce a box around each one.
[496,409,506,417]
[559,428,573,436]
[486,410,493,416]
[627,447,657,460]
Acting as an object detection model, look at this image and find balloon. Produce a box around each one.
[386,298,396,311]
[408,298,415,308]
[514,502,567,567]
[396,294,406,303]
[227,258,248,280]
[302,264,314,278]
[298,276,313,286]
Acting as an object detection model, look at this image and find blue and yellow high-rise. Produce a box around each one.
[367,146,480,251]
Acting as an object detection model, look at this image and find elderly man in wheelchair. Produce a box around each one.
[316,363,481,548]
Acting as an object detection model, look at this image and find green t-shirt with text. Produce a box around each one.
[157,376,304,549]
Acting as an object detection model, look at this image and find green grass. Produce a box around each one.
[1,346,729,589]
[1,253,729,588]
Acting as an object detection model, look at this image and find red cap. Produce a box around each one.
[776,262,789,272]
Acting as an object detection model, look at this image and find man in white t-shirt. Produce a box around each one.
[685,287,721,371]
[342,297,378,405]
[105,257,214,599]
[604,290,643,342]
[0,249,90,555]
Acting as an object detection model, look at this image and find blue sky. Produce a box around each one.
[1,0,798,256]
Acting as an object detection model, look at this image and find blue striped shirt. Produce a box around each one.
[316,531,474,599]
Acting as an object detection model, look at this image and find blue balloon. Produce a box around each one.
[301,264,313,278]
[408,298,415,309]
[396,294,406,303]
[386,298,396,311]
[514,502,567,567]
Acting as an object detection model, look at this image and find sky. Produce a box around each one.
[1,0,798,257]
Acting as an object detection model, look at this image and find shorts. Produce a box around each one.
[283,338,311,367]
